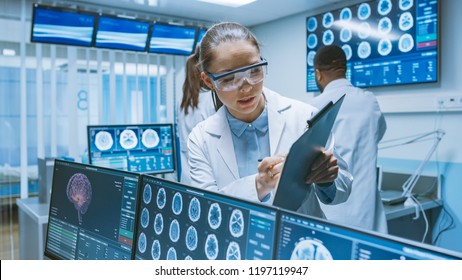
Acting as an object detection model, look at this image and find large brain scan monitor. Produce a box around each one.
[275,210,462,260]
[44,160,141,260]
[87,123,176,174]
[134,175,278,260]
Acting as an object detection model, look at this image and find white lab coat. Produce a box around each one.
[188,87,352,218]
[312,79,388,233]
[177,91,216,184]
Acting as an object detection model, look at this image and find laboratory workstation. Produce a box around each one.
[2,0,462,261]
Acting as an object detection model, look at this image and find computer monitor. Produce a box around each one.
[87,123,176,174]
[134,175,278,260]
[148,22,198,56]
[44,160,141,260]
[275,210,462,260]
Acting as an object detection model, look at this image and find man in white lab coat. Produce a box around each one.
[312,45,388,233]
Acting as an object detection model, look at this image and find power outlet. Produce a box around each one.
[437,96,462,110]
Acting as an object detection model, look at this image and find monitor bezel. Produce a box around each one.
[30,3,98,47]
[93,14,152,52]
[148,21,199,56]
[86,123,177,175]
[44,159,141,260]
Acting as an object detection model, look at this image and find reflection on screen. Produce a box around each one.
[31,4,96,47]
[87,124,175,174]
[149,23,197,55]
[44,160,140,260]
[276,211,459,260]
[95,16,150,51]
[135,175,277,260]
[306,0,439,91]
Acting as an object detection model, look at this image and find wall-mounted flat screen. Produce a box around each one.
[134,175,278,260]
[94,15,150,52]
[149,23,198,55]
[306,0,439,91]
[44,160,140,260]
[87,123,176,174]
[196,28,207,44]
[31,4,96,47]
[275,210,462,260]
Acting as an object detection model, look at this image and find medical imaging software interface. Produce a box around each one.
[276,211,458,260]
[88,124,175,174]
[44,160,140,260]
[135,176,278,260]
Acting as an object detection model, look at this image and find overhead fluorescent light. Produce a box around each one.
[197,0,257,8]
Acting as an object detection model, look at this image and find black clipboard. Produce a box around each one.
[273,94,345,211]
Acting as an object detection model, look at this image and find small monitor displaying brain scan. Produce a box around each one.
[134,175,278,260]
[44,160,141,260]
[87,123,176,174]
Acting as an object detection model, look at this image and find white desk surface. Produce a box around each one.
[16,197,49,224]
[384,197,442,220]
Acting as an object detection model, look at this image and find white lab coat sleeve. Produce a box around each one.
[187,124,261,202]
[314,133,353,205]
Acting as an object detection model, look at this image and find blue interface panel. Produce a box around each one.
[134,175,277,260]
[87,124,175,174]
[31,4,96,47]
[149,23,197,56]
[276,211,461,260]
[94,15,150,52]
[44,160,140,260]
[306,0,439,91]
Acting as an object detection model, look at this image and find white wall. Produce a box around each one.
[252,0,462,252]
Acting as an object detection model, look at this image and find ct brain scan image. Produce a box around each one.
[137,232,147,254]
[307,17,317,32]
[399,12,414,31]
[357,41,371,59]
[229,209,244,238]
[185,225,198,251]
[340,7,352,21]
[322,12,334,28]
[151,239,161,260]
[166,247,177,260]
[172,192,183,215]
[143,183,152,204]
[378,17,392,34]
[399,33,414,53]
[157,188,166,209]
[205,234,219,260]
[378,38,392,56]
[290,238,333,260]
[357,3,371,20]
[169,219,180,242]
[94,131,113,151]
[188,197,201,222]
[140,207,149,228]
[226,241,241,260]
[119,129,138,150]
[208,202,222,230]
[141,128,159,148]
[378,0,392,16]
[154,213,163,235]
[66,173,92,224]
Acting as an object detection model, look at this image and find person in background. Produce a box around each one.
[177,44,216,184]
[312,45,388,233]
[187,22,352,218]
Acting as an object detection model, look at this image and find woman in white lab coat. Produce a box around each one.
[177,45,216,184]
[187,22,352,218]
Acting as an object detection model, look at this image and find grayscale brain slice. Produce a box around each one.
[66,173,92,224]
[151,239,161,260]
[226,241,241,260]
[143,183,152,204]
[169,219,180,242]
[172,192,183,215]
[140,207,149,228]
[205,234,219,260]
[167,247,177,260]
[208,202,222,229]
[188,197,201,222]
[154,213,164,235]
[186,225,198,251]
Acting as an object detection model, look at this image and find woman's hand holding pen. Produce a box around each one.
[255,155,285,201]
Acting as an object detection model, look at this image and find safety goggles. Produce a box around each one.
[207,58,268,92]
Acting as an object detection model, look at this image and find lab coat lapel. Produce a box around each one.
[267,99,286,155]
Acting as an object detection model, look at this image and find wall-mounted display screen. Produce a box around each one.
[306,0,439,91]
[44,160,140,260]
[196,28,207,45]
[31,4,96,47]
[134,175,278,260]
[149,23,198,56]
[87,124,176,174]
[94,15,150,52]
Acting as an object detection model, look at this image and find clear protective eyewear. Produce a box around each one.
[207,59,268,91]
